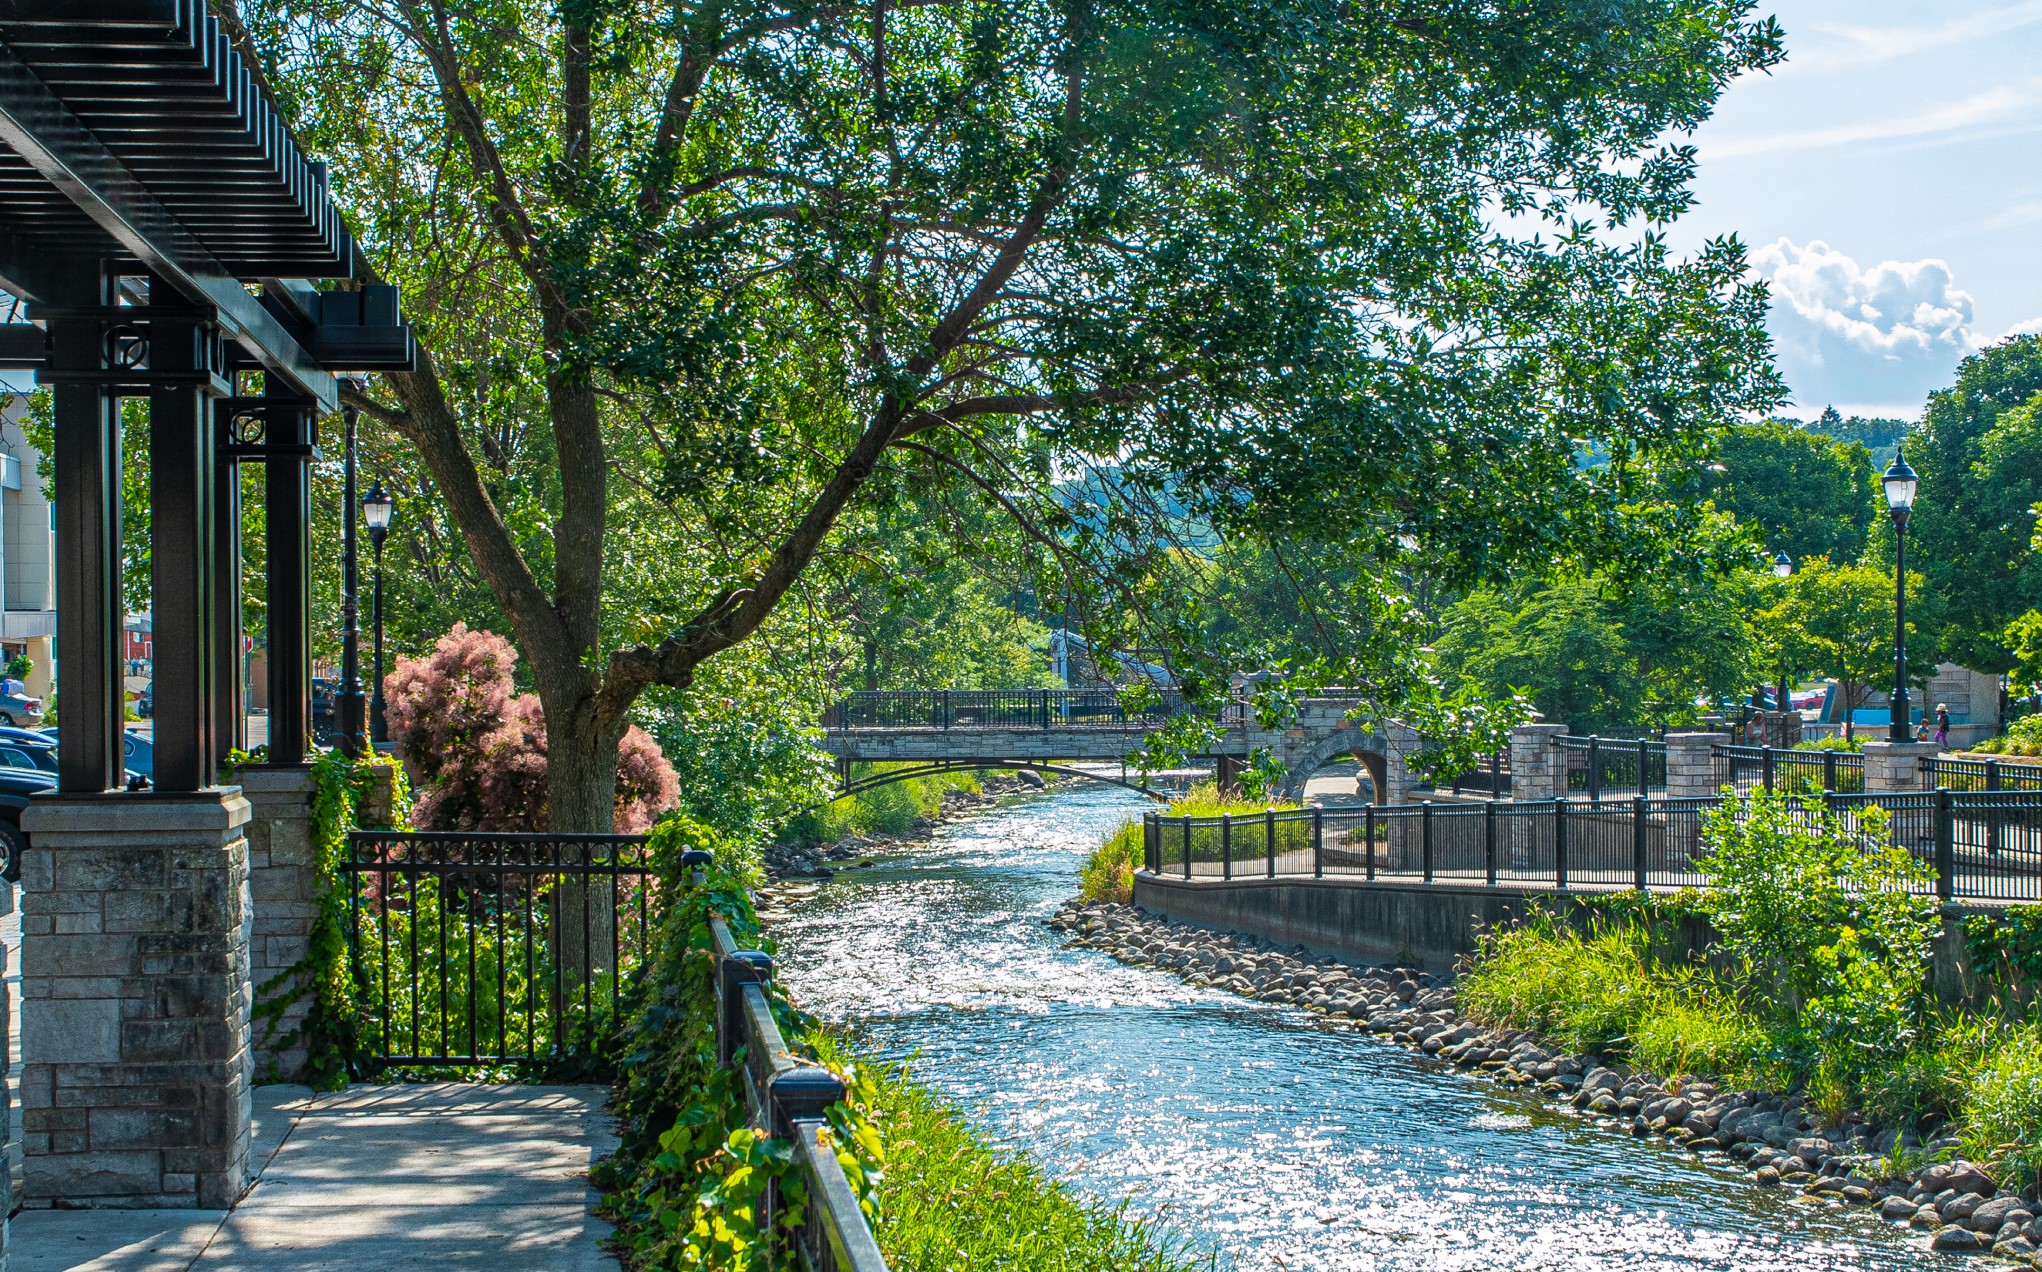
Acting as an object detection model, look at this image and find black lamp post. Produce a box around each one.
[1772,550,1793,722]
[363,483,395,747]
[335,379,368,757]
[1883,447,1919,742]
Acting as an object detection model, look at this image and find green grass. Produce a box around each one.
[782,765,986,843]
[1463,912,2042,1190]
[815,1040,1209,1272]
[1078,782,1303,904]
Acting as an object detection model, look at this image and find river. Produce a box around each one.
[771,782,1966,1272]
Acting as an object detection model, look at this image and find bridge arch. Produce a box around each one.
[1277,727,1389,804]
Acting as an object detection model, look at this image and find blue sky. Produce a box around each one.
[1666,0,2042,421]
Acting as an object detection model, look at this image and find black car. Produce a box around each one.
[0,763,54,881]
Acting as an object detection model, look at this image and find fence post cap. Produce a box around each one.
[724,949,774,981]
[679,849,714,867]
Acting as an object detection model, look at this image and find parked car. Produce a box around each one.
[0,763,54,881]
[37,728,153,783]
[0,726,57,775]
[0,687,43,727]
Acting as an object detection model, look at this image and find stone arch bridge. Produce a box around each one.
[820,689,1425,804]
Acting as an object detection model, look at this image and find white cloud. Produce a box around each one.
[1753,238,1990,408]
[1706,80,2042,160]
[1787,2,2042,75]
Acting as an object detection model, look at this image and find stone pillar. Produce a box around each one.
[1508,724,1566,801]
[1663,732,1729,800]
[1663,732,1729,870]
[1506,724,1566,869]
[19,792,254,1209]
[1381,723,1422,869]
[239,766,320,1083]
[1862,740,1938,793]
[1,883,14,1261]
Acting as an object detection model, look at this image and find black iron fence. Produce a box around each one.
[1923,756,2042,793]
[683,851,888,1272]
[1140,790,2042,903]
[346,830,656,1067]
[1558,735,1666,797]
[823,688,1181,730]
[1442,750,1512,797]
[1713,743,1866,795]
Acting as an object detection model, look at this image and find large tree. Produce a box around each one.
[1703,419,1875,566]
[1907,336,2042,671]
[234,0,1784,830]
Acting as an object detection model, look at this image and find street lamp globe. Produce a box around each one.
[1882,449,1918,524]
[362,483,394,539]
[1772,550,1792,579]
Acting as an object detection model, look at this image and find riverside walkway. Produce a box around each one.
[10,1084,618,1271]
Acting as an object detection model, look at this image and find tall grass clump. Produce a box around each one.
[1078,782,1300,904]
[1962,1024,2042,1194]
[781,765,984,843]
[811,1040,1209,1272]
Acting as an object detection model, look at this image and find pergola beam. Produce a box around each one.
[0,43,335,410]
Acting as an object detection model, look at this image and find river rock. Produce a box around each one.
[1879,1195,1917,1220]
[1948,1162,1995,1196]
[1913,1205,1944,1229]
[1942,1193,1986,1224]
[1932,1226,1985,1252]
[1969,1196,2030,1234]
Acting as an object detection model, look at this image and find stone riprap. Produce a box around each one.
[1051,898,2042,1267]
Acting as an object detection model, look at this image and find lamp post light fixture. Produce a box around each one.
[1772,551,1793,721]
[1882,447,1920,742]
[335,378,369,758]
[362,483,395,748]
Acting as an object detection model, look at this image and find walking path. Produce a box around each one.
[11,1083,619,1271]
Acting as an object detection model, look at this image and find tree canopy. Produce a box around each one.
[235,0,1786,826]
[1703,419,1875,567]
[1907,336,2042,672]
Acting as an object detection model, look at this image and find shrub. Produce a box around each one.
[779,765,983,844]
[1793,734,1864,753]
[1458,914,1657,1054]
[1079,783,1301,901]
[1693,790,1936,1066]
[1961,1023,2042,1194]
[1972,713,2042,757]
[386,623,678,831]
[1079,820,1145,904]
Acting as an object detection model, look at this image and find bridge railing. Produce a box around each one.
[1139,789,2042,903]
[824,688,1182,730]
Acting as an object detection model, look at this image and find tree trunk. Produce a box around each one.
[543,688,627,1025]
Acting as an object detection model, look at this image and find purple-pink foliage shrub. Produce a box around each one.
[385,623,678,832]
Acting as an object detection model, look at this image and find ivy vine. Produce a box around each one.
[1964,904,2042,1010]
[238,747,412,1090]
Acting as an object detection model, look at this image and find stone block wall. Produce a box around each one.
[239,766,319,1084]
[18,793,254,1209]
[1664,732,1729,800]
[1507,725,1566,801]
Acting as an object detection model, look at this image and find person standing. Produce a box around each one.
[1934,703,1950,749]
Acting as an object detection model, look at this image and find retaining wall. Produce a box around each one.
[1130,872,1981,993]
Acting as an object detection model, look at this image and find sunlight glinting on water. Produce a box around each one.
[772,784,1966,1272]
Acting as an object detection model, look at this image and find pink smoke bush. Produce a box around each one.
[384,623,678,832]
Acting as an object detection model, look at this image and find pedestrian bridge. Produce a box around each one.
[820,689,1425,803]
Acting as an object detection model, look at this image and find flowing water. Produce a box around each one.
[771,783,1967,1272]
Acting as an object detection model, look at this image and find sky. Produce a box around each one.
[1666,1,2042,422]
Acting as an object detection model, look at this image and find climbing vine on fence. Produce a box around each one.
[240,747,411,1090]
[598,817,882,1269]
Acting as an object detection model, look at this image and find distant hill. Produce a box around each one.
[1789,405,1910,463]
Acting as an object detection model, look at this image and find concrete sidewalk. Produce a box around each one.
[11,1083,619,1271]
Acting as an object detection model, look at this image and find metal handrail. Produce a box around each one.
[692,856,887,1272]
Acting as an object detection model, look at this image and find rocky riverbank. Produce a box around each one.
[1050,898,2042,1266]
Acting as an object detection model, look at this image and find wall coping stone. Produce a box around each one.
[22,793,252,836]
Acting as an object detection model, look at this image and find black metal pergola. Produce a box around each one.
[0,0,413,792]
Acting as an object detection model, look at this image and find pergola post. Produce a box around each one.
[262,386,314,764]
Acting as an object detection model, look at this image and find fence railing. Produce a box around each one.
[1558,735,1666,797]
[681,850,888,1272]
[1139,790,2042,903]
[1713,743,1866,795]
[1924,756,2042,793]
[1442,750,1512,797]
[823,688,1182,730]
[346,830,655,1067]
